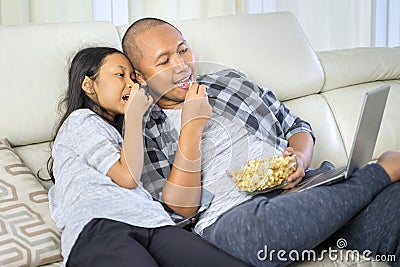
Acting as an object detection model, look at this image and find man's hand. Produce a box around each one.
[282,147,306,189]
[281,132,314,189]
[181,82,212,134]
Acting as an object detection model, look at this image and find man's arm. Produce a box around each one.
[258,87,315,187]
[260,88,315,142]
[162,125,203,218]
[162,83,211,218]
[143,136,206,220]
[142,115,204,219]
[142,127,202,218]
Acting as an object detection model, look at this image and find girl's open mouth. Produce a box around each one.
[122,94,130,102]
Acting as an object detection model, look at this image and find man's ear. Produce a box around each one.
[134,70,147,86]
[81,76,95,94]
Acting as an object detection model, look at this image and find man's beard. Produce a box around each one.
[149,87,185,109]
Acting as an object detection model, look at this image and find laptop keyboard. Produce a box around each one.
[298,165,347,187]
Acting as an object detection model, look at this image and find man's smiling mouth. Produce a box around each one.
[174,75,192,89]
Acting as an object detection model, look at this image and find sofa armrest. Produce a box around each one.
[317,47,400,91]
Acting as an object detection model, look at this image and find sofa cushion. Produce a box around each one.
[171,12,325,101]
[13,142,53,191]
[0,138,62,266]
[317,47,400,92]
[0,22,121,147]
[321,81,400,162]
[283,94,347,168]
[116,12,325,102]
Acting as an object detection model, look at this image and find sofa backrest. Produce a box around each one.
[169,13,348,167]
[1,12,343,172]
[116,12,400,168]
[0,21,120,147]
[116,12,345,168]
[174,12,325,101]
[2,12,399,177]
[317,47,400,163]
[118,12,325,101]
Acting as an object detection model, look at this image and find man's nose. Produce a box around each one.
[171,56,188,73]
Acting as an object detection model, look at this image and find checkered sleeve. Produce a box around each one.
[260,88,315,142]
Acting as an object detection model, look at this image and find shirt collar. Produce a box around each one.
[149,103,167,123]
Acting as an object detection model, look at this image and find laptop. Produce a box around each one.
[283,84,390,194]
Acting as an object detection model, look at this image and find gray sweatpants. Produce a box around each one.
[202,163,400,267]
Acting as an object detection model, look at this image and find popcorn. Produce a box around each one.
[227,155,297,192]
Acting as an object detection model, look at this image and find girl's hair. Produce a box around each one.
[47,46,125,183]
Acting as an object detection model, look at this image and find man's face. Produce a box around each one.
[134,24,196,109]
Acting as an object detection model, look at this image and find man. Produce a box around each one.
[122,18,400,267]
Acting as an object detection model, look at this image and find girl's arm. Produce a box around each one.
[107,116,143,189]
[107,87,153,189]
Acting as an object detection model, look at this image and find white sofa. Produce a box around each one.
[0,11,398,267]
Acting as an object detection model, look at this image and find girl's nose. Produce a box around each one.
[127,83,134,90]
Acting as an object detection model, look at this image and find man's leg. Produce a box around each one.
[148,225,249,267]
[204,163,392,267]
[324,182,400,266]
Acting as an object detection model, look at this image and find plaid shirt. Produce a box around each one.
[141,69,315,224]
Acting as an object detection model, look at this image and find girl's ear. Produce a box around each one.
[134,70,147,86]
[81,76,95,94]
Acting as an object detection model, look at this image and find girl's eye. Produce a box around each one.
[116,73,124,77]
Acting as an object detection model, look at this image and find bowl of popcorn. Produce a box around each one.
[227,154,297,193]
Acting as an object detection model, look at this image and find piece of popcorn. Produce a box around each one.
[228,154,297,192]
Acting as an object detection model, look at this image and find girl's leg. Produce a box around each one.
[67,218,159,267]
[148,225,249,267]
[205,163,392,267]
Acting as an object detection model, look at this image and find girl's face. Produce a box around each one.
[83,53,136,118]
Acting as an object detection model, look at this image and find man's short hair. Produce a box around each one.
[122,17,182,71]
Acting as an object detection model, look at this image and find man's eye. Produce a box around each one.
[179,48,188,54]
[159,58,169,65]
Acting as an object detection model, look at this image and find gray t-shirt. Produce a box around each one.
[48,109,173,264]
[196,113,278,234]
[164,110,277,235]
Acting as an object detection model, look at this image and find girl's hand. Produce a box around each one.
[282,147,306,189]
[124,84,153,117]
[181,82,211,134]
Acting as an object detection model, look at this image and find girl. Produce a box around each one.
[47,47,248,267]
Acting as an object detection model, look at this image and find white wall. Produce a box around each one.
[0,0,93,24]
[123,0,237,23]
[0,0,399,51]
[244,0,400,50]
[0,0,30,25]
